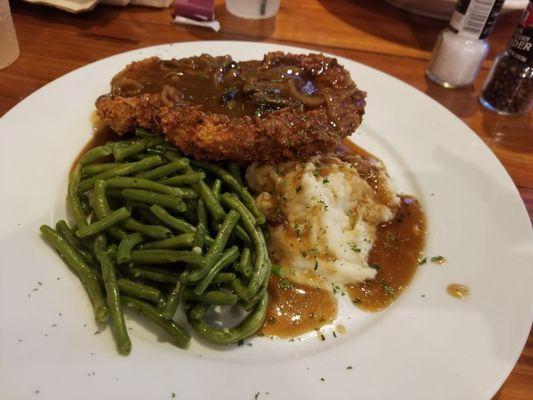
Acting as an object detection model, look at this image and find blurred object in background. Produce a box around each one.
[385,0,528,20]
[173,0,215,21]
[226,0,280,19]
[172,0,219,31]
[480,0,533,115]
[0,0,19,70]
[21,0,172,13]
[426,0,505,88]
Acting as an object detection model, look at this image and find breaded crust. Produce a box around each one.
[96,52,366,163]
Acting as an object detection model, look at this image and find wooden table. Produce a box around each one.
[2,0,532,398]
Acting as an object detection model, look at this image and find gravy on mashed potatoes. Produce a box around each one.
[247,141,426,337]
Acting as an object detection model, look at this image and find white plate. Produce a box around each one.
[1,41,532,400]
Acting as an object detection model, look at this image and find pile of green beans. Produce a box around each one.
[39,129,271,354]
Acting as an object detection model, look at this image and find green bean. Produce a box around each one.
[118,278,162,304]
[121,189,186,213]
[107,243,118,260]
[106,177,188,197]
[130,249,204,266]
[78,143,114,165]
[192,223,206,252]
[159,172,205,186]
[123,296,190,349]
[131,153,154,160]
[94,235,131,355]
[221,193,257,230]
[164,150,186,163]
[80,193,92,215]
[191,160,265,224]
[105,187,126,199]
[92,180,129,241]
[122,218,172,240]
[189,303,209,320]
[135,159,189,180]
[119,265,179,284]
[149,205,195,233]
[221,194,271,299]
[187,292,267,344]
[210,272,236,284]
[82,163,127,178]
[134,127,154,137]
[117,233,144,264]
[141,232,195,250]
[40,225,107,322]
[78,156,163,192]
[55,220,95,265]
[233,225,252,246]
[236,247,253,279]
[136,207,163,226]
[160,281,183,319]
[183,289,238,305]
[113,137,164,162]
[67,164,88,228]
[187,210,240,282]
[197,199,208,228]
[75,207,131,238]
[113,140,148,162]
[193,181,225,222]
[227,162,243,186]
[181,201,198,225]
[212,179,222,200]
[241,282,268,312]
[194,246,240,295]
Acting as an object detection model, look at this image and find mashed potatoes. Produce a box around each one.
[246,155,398,290]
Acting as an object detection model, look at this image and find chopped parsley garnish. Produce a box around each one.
[351,245,361,253]
[295,185,302,193]
[279,279,293,289]
[430,255,447,265]
[322,178,330,186]
[379,281,397,298]
[352,298,362,304]
[313,261,319,271]
[346,366,353,370]
[418,257,427,265]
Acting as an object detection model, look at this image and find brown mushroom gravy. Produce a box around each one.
[110,54,357,119]
[262,139,426,336]
[261,275,338,338]
[447,284,469,300]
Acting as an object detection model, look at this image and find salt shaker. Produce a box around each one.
[426,0,505,88]
[479,0,533,115]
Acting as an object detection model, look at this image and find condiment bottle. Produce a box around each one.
[479,1,533,115]
[426,0,505,88]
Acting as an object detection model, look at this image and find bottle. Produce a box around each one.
[426,0,505,88]
[479,1,533,115]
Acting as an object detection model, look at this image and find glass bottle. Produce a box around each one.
[427,0,505,88]
[479,0,533,115]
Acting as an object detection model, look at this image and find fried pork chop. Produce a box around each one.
[95,52,366,163]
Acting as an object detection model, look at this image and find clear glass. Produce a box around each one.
[226,0,281,19]
[0,0,19,70]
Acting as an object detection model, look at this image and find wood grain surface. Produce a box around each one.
[1,0,531,398]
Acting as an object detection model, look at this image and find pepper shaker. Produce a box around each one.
[479,0,533,115]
